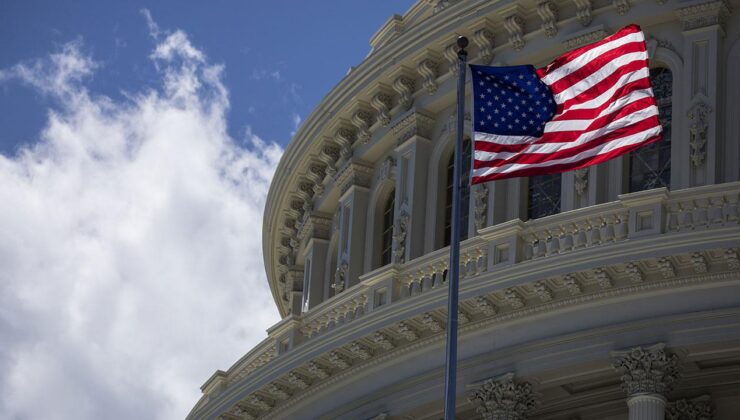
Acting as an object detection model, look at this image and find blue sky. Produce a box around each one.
[1,0,415,154]
[0,2,414,419]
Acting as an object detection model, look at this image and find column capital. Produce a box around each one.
[468,373,538,420]
[611,343,680,397]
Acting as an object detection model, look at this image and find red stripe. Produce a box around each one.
[547,41,646,95]
[472,134,661,183]
[474,114,660,169]
[536,25,642,79]
[557,59,649,111]
[551,77,652,121]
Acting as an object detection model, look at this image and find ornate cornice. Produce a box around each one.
[391,110,435,145]
[667,395,714,420]
[335,161,374,196]
[675,0,733,32]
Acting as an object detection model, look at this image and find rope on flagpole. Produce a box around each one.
[443,35,468,420]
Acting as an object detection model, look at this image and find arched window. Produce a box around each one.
[527,173,562,220]
[628,67,672,192]
[444,139,472,247]
[380,190,395,266]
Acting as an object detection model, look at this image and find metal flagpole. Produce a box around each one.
[443,35,468,420]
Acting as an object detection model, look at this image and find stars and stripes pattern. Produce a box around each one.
[470,25,662,184]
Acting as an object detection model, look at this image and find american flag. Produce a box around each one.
[471,25,662,184]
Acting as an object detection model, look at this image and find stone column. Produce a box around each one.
[611,343,681,420]
[468,373,538,420]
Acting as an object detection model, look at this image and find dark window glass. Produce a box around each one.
[444,139,472,247]
[629,67,672,192]
[380,191,395,266]
[527,173,562,219]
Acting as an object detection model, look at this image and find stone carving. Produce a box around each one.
[573,0,593,26]
[574,168,588,196]
[614,0,630,14]
[444,43,459,75]
[469,373,539,420]
[563,274,583,295]
[307,164,326,196]
[724,249,739,269]
[537,1,559,38]
[666,395,714,420]
[228,405,256,420]
[373,332,395,350]
[417,58,440,95]
[371,92,393,127]
[612,343,680,396]
[475,185,488,231]
[675,0,733,32]
[564,27,606,50]
[391,111,435,144]
[287,372,310,390]
[534,281,553,302]
[475,296,497,316]
[473,28,495,63]
[393,74,416,110]
[266,383,290,401]
[505,288,525,309]
[503,15,525,51]
[349,341,372,360]
[593,267,613,289]
[393,206,410,264]
[687,102,711,167]
[458,310,470,324]
[625,262,644,283]
[426,0,454,14]
[327,351,350,369]
[334,126,356,161]
[691,252,708,273]
[307,361,330,379]
[318,143,340,178]
[658,257,677,278]
[351,109,374,144]
[246,395,272,411]
[378,156,396,182]
[421,312,444,332]
[396,321,419,341]
[332,260,348,294]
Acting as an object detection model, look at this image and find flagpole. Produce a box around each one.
[443,35,468,420]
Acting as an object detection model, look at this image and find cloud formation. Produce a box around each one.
[0,14,282,420]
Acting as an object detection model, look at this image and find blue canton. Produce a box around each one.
[470,64,557,137]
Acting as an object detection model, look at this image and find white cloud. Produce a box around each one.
[290,113,302,137]
[0,15,282,420]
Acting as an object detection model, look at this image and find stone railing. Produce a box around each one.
[206,182,740,399]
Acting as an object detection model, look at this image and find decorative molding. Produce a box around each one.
[333,124,356,161]
[373,332,395,350]
[443,43,460,76]
[392,69,416,110]
[468,373,538,420]
[332,260,348,294]
[475,296,497,316]
[327,351,350,369]
[287,371,310,390]
[348,341,372,360]
[266,383,290,401]
[675,0,733,32]
[317,142,340,178]
[563,274,583,295]
[306,361,330,379]
[370,90,393,127]
[691,252,708,273]
[574,168,589,196]
[611,343,680,396]
[573,0,593,27]
[378,156,397,182]
[417,55,440,95]
[471,19,495,63]
[393,204,410,264]
[421,312,444,332]
[666,395,714,420]
[335,162,374,196]
[475,185,489,231]
[534,281,554,302]
[687,102,711,167]
[505,288,525,309]
[625,262,645,283]
[458,310,471,324]
[396,321,419,341]
[658,257,677,278]
[503,14,526,51]
[537,1,559,38]
[593,267,613,289]
[351,104,374,145]
[564,26,607,50]
[725,248,740,269]
[391,111,435,144]
[245,395,272,411]
[613,0,630,15]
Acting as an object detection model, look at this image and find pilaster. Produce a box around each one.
[676,0,731,187]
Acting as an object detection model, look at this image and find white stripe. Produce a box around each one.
[474,131,538,146]
[544,88,654,132]
[474,105,659,161]
[552,51,648,104]
[473,125,662,177]
[541,31,645,86]
[567,67,650,111]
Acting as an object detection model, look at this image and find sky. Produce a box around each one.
[0,1,415,419]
